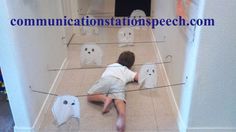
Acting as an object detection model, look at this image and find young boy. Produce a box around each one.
[87,51,138,132]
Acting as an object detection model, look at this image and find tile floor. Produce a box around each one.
[39,30,179,132]
[39,0,179,131]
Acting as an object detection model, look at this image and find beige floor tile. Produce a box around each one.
[151,88,178,130]
[125,115,158,132]
[39,110,71,132]
[126,91,156,116]
[101,44,119,65]
[70,34,101,44]
[134,28,155,42]
[78,114,115,132]
[56,70,85,96]
[67,45,81,68]
[81,68,104,85]
[133,44,158,65]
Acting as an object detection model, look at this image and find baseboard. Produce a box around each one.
[151,30,186,132]
[187,127,236,132]
[31,57,68,131]
[14,126,33,132]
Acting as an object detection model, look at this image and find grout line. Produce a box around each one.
[151,30,161,131]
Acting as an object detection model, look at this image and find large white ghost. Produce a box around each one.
[80,43,103,67]
[117,27,134,47]
[130,9,147,30]
[138,64,157,88]
[52,95,80,126]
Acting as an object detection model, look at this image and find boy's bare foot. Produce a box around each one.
[116,115,125,132]
[102,97,112,114]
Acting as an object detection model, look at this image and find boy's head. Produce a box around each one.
[117,51,135,69]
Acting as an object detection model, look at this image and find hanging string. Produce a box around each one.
[48,61,171,72]
[69,40,165,46]
[30,82,185,98]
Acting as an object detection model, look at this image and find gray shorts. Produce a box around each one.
[88,76,126,101]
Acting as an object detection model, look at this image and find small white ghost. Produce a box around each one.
[139,64,157,88]
[80,43,103,67]
[52,95,80,126]
[81,15,99,35]
[117,27,134,47]
[130,9,147,30]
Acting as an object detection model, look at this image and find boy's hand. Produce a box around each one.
[134,72,139,82]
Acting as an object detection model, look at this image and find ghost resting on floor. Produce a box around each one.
[130,9,147,30]
[117,27,134,47]
[81,15,99,35]
[138,63,157,88]
[52,95,80,126]
[80,43,103,67]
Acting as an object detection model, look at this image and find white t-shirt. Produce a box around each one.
[101,63,136,84]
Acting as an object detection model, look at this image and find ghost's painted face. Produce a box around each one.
[84,46,95,55]
[130,9,146,19]
[118,27,134,43]
[80,43,103,66]
[81,44,101,57]
[63,99,76,106]
[142,64,156,78]
[146,68,155,76]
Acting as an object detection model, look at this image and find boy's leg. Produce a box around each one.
[114,99,126,132]
[87,94,113,113]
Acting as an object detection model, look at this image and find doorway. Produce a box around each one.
[115,0,151,16]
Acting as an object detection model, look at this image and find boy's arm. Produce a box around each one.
[134,72,139,82]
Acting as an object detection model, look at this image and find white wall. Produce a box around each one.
[153,0,236,131]
[0,0,67,131]
[185,0,236,131]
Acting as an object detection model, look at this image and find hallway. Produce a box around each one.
[39,24,178,132]
[1,0,236,132]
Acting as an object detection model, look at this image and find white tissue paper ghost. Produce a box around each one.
[80,43,103,67]
[81,15,99,35]
[130,9,147,29]
[52,95,80,126]
[118,27,134,47]
[139,64,157,88]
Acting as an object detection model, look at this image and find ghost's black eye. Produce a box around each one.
[152,69,155,73]
[129,32,131,35]
[92,48,95,52]
[85,48,88,51]
[139,16,142,18]
[71,102,75,105]
[63,100,68,105]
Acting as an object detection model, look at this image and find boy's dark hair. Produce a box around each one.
[117,51,135,69]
